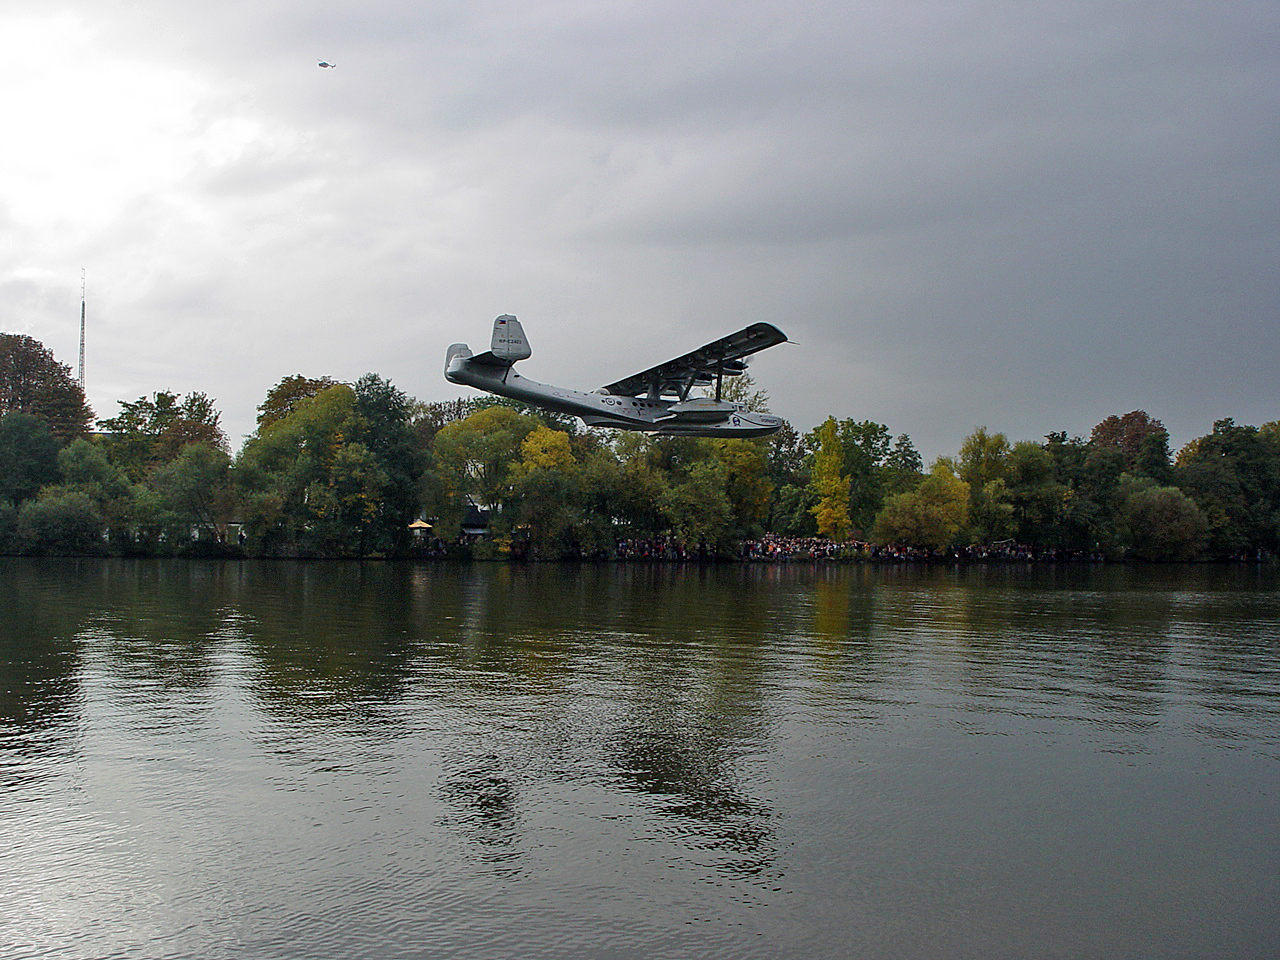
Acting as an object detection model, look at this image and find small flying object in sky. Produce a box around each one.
[444,315,789,437]
[318,60,336,68]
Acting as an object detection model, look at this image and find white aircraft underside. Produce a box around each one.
[444,316,787,438]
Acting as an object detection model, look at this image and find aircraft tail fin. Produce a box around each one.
[489,315,531,363]
[445,316,531,371]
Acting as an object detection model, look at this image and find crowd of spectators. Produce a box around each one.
[735,536,1107,563]
[738,535,867,561]
[614,537,702,561]
[434,531,1117,563]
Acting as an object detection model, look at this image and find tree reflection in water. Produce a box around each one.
[3,559,1279,960]
[436,753,522,864]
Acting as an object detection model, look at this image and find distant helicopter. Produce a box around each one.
[318,60,336,68]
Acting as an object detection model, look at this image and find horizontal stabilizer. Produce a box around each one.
[445,343,472,371]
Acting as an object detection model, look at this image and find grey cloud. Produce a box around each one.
[7,0,1277,456]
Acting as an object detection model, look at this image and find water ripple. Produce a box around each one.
[1,560,1278,959]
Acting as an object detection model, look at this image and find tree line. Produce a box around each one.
[2,332,1277,560]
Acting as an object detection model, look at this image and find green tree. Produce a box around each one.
[0,333,93,442]
[661,458,735,556]
[884,433,924,495]
[1004,441,1067,547]
[1175,419,1280,556]
[235,383,357,551]
[958,426,1009,488]
[0,504,15,552]
[1119,485,1209,560]
[17,489,104,554]
[803,419,892,533]
[0,412,60,506]
[584,436,668,542]
[57,438,139,541]
[766,421,805,481]
[412,398,476,449]
[150,443,234,542]
[239,376,420,557]
[1079,445,1130,556]
[762,420,816,535]
[1043,432,1100,552]
[1091,410,1171,481]
[312,442,391,555]
[773,483,818,536]
[655,436,774,551]
[99,391,228,480]
[711,438,773,537]
[969,479,1014,544]
[838,420,891,532]
[432,405,539,534]
[256,375,340,430]
[873,460,970,551]
[958,427,1012,543]
[510,425,581,557]
[350,374,423,554]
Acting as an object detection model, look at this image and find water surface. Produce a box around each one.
[2,560,1277,959]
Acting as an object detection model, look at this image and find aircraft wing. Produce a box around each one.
[600,322,787,399]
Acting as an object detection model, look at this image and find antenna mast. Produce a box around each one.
[78,269,86,391]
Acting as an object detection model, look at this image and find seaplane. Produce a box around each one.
[444,315,788,437]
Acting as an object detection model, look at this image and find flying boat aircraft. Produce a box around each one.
[444,316,788,437]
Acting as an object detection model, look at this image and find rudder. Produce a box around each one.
[489,315,531,363]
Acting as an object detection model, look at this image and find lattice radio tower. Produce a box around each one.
[78,269,86,391]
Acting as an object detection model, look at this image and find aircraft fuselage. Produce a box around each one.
[444,355,783,438]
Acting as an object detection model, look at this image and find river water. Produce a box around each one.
[1,559,1277,959]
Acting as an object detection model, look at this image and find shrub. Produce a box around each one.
[17,489,105,555]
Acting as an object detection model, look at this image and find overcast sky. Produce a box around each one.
[2,0,1276,459]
